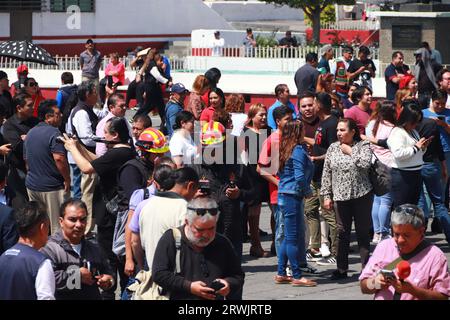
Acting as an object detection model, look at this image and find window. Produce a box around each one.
[0,0,43,12]
[50,0,94,12]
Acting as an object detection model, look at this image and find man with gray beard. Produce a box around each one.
[152,197,244,300]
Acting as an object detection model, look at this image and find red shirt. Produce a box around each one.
[31,93,44,117]
[200,106,215,123]
[201,89,210,109]
[258,131,280,204]
[345,105,371,135]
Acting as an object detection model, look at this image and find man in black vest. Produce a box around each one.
[0,201,55,300]
[67,80,109,235]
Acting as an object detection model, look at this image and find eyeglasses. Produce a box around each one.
[187,207,219,216]
[28,82,38,87]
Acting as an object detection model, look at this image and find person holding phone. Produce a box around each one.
[152,197,244,300]
[40,199,115,300]
[388,101,430,208]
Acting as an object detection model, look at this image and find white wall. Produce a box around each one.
[0,13,9,37]
[205,1,304,21]
[32,0,233,37]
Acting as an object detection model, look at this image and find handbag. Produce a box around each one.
[127,228,182,300]
[105,193,120,215]
[368,151,391,196]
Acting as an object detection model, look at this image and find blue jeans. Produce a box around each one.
[371,192,393,235]
[70,163,82,199]
[277,194,305,279]
[419,161,450,242]
[272,204,283,255]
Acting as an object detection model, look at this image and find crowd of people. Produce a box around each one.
[0,38,449,301]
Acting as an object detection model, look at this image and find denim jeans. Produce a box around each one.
[371,192,393,235]
[70,163,82,199]
[277,194,305,279]
[273,204,283,255]
[419,161,450,242]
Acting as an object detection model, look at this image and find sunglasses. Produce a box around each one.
[28,82,38,87]
[187,207,219,216]
[393,205,424,222]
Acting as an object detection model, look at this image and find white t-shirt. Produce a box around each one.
[35,259,56,300]
[230,113,248,137]
[70,243,82,256]
[211,38,225,56]
[169,129,198,165]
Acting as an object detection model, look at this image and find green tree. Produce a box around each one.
[258,0,355,44]
[304,4,336,27]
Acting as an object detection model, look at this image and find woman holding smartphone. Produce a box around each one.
[387,100,430,208]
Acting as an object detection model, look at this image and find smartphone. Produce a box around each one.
[210,280,225,292]
[437,116,446,121]
[380,269,396,281]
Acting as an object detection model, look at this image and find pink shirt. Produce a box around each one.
[359,238,450,300]
[345,105,371,135]
[366,120,395,167]
[258,131,280,204]
[105,62,125,84]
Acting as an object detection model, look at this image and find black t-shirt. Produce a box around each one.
[384,63,410,101]
[348,58,376,88]
[312,115,338,182]
[91,146,136,200]
[117,158,152,211]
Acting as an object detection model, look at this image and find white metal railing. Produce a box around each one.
[193,45,380,60]
[321,20,380,31]
[0,45,381,72]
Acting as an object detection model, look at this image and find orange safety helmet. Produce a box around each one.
[201,121,226,146]
[136,128,169,153]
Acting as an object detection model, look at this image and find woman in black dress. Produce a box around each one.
[243,103,271,257]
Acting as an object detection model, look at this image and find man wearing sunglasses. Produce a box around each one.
[360,204,450,300]
[152,196,244,300]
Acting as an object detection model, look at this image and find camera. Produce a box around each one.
[437,115,446,121]
[209,280,225,292]
[199,180,211,195]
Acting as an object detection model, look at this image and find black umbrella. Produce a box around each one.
[0,40,57,66]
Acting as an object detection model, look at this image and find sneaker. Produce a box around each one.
[330,269,348,280]
[320,243,331,257]
[316,255,337,266]
[380,234,391,242]
[274,275,293,284]
[299,264,321,275]
[371,233,381,244]
[286,266,293,277]
[306,249,322,262]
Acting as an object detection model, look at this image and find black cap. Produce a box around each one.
[86,39,94,44]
